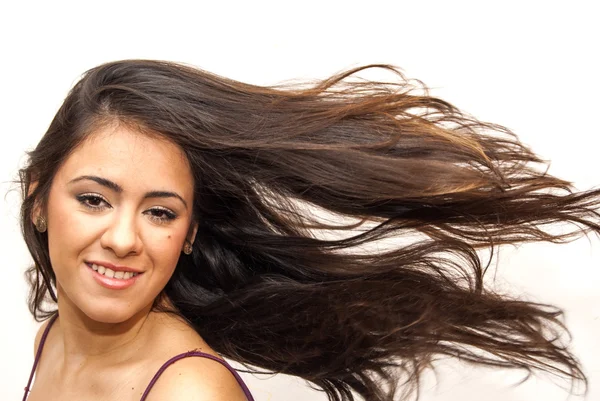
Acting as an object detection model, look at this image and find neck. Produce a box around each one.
[54,287,157,371]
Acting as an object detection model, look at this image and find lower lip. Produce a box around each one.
[86,263,141,290]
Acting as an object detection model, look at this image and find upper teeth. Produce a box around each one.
[90,263,138,280]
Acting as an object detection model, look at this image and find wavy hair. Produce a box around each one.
[20,60,600,400]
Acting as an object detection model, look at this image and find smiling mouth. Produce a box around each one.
[85,262,140,280]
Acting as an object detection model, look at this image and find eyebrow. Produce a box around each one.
[68,175,188,209]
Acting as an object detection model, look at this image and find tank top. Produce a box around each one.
[22,314,255,401]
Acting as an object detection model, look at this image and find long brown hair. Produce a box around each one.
[20,60,600,400]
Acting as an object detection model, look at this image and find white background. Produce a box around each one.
[1,1,599,400]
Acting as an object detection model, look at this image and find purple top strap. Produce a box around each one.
[23,313,58,401]
[23,314,255,401]
[139,350,255,401]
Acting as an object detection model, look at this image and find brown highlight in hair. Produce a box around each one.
[19,60,600,400]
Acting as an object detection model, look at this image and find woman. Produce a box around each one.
[20,60,600,401]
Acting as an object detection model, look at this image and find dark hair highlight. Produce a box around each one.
[20,60,600,400]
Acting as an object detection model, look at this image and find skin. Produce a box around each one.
[26,124,248,401]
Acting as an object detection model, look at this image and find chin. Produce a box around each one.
[80,301,147,325]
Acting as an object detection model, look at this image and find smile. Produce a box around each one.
[85,262,142,290]
[87,262,139,280]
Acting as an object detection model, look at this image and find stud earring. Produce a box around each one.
[35,217,47,233]
[183,241,193,255]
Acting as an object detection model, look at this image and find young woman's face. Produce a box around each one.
[44,125,197,323]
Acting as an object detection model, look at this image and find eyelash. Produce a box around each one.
[75,193,178,223]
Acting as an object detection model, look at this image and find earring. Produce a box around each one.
[35,216,47,233]
[183,241,193,255]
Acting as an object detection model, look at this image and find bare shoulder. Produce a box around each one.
[143,354,250,401]
[33,318,53,356]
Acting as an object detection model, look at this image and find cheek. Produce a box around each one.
[143,231,186,272]
[46,194,94,270]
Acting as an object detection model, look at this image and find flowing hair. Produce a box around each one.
[19,60,600,400]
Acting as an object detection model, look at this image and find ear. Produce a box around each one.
[187,221,199,244]
[28,180,42,225]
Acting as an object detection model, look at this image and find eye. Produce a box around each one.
[76,193,111,210]
[144,207,177,224]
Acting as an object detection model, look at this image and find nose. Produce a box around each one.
[100,209,143,258]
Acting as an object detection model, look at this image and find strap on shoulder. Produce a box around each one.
[22,313,59,401]
[139,350,255,401]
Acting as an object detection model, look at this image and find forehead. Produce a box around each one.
[56,125,194,195]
